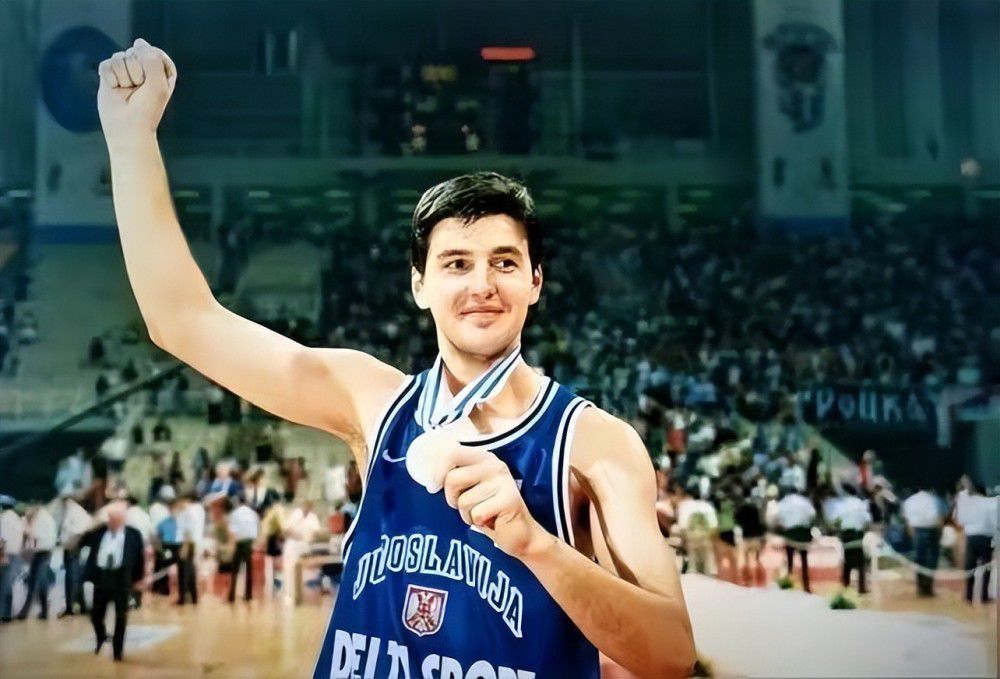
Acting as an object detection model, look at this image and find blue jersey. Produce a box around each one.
[314,371,600,679]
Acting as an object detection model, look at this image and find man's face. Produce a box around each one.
[412,214,542,360]
[107,505,126,532]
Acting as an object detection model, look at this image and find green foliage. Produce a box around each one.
[829,590,857,610]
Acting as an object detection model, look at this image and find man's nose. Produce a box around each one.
[469,262,496,296]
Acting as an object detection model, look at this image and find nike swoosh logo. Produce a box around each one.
[382,449,406,463]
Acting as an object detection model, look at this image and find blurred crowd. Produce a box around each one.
[651,423,997,603]
[0,413,365,629]
[279,197,997,427]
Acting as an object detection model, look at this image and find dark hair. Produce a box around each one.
[410,172,542,275]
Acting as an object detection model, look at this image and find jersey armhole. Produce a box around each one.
[552,398,592,549]
[361,373,421,483]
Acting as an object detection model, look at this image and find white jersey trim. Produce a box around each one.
[551,396,591,547]
[458,376,559,450]
[341,374,422,566]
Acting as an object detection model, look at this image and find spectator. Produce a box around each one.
[149,485,173,531]
[83,501,145,662]
[121,358,139,382]
[227,495,259,603]
[87,335,107,366]
[282,500,321,604]
[95,372,111,401]
[152,491,180,598]
[152,419,172,442]
[779,453,806,494]
[0,495,25,623]
[125,496,153,547]
[246,469,279,515]
[857,450,879,494]
[175,494,204,605]
[168,451,185,489]
[735,487,766,586]
[282,457,308,502]
[902,486,946,597]
[100,434,129,475]
[17,504,58,619]
[58,493,93,617]
[831,483,872,595]
[675,486,718,575]
[54,448,89,497]
[775,489,816,593]
[954,483,997,604]
[806,448,821,495]
[208,462,242,499]
[125,495,154,607]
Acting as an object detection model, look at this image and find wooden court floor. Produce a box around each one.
[0,580,995,678]
[0,597,331,678]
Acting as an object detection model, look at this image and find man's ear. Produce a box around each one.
[411,267,430,310]
[528,265,543,305]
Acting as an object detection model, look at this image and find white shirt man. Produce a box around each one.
[177,501,206,546]
[25,507,58,552]
[285,506,320,543]
[955,493,998,538]
[955,490,998,603]
[126,504,154,546]
[281,505,321,603]
[831,496,872,532]
[60,499,93,550]
[676,497,719,531]
[149,486,176,531]
[776,493,816,530]
[228,504,260,542]
[902,490,944,529]
[149,501,170,533]
[0,506,24,558]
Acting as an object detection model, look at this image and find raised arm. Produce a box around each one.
[96,40,403,449]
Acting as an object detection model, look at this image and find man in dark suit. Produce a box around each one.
[83,502,144,662]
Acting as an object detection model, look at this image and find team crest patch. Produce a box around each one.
[402,584,448,636]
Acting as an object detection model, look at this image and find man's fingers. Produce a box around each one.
[428,445,491,493]
[443,461,495,508]
[108,52,131,88]
[457,483,501,527]
[123,49,145,88]
[97,59,117,89]
[134,43,172,87]
[467,492,506,530]
[160,49,178,90]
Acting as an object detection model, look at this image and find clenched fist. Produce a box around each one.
[97,38,177,148]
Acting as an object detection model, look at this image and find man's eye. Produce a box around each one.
[496,259,517,270]
[445,260,467,270]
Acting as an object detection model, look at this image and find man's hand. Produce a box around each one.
[97,38,177,149]
[408,424,548,559]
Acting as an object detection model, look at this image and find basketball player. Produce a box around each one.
[97,40,696,679]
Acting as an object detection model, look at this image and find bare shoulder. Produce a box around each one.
[571,405,653,480]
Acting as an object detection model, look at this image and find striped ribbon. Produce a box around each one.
[414,345,523,430]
